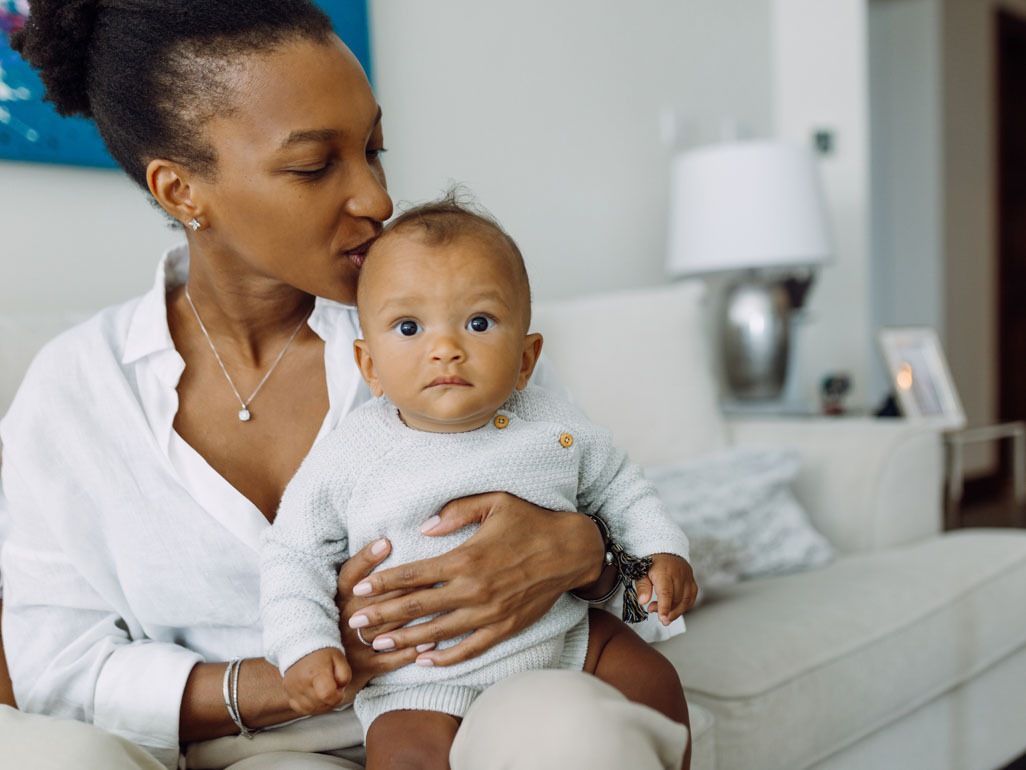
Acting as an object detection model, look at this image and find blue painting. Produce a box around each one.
[0,0,371,169]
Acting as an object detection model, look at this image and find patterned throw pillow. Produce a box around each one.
[646,446,836,603]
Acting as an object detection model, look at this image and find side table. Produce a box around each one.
[944,421,1026,530]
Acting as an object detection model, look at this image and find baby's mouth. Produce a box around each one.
[426,376,471,388]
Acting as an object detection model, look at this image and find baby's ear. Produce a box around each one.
[353,340,384,397]
[516,333,544,390]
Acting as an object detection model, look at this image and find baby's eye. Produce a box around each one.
[467,316,495,333]
[396,320,421,337]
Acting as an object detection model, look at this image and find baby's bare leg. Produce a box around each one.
[365,709,460,770]
[583,608,692,769]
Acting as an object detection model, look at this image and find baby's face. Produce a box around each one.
[354,232,541,433]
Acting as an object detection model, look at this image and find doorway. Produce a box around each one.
[998,9,1026,427]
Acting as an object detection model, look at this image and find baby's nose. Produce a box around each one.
[431,335,465,361]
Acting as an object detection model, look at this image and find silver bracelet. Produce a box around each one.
[221,658,233,722]
[569,513,619,604]
[222,658,257,739]
[569,512,653,622]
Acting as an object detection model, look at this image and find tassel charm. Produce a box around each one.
[572,513,655,623]
[612,543,654,623]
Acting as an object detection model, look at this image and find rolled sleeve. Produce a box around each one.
[1,455,202,769]
[95,641,203,762]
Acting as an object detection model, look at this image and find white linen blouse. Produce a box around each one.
[0,245,370,766]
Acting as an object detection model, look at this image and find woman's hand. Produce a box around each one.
[341,492,606,667]
[335,539,422,695]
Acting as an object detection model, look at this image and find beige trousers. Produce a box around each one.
[0,671,688,769]
[0,705,167,769]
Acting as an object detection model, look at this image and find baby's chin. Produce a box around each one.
[398,405,501,434]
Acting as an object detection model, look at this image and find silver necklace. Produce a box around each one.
[184,286,312,422]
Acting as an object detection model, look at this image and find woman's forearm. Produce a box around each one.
[564,510,615,596]
[571,559,619,599]
[179,658,302,743]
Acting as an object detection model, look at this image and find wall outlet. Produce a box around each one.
[813,129,835,155]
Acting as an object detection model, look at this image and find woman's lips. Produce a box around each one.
[426,376,471,388]
[341,236,379,268]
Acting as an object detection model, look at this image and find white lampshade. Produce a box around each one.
[666,140,832,276]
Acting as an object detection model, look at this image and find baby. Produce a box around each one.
[261,198,696,768]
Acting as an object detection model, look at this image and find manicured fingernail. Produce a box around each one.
[349,614,369,628]
[372,539,388,555]
[416,657,434,667]
[416,643,436,653]
[353,582,372,596]
[419,515,441,533]
[373,637,395,651]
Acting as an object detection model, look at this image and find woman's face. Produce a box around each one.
[193,35,392,305]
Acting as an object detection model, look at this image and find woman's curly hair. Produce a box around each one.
[11,0,335,188]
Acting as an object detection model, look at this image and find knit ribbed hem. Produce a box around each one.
[272,639,345,678]
[354,684,482,735]
[624,537,691,565]
[558,614,591,672]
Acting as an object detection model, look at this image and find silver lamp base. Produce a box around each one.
[721,275,792,401]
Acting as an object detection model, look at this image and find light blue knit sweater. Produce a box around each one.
[260,385,690,730]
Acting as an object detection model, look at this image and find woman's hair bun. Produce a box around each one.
[11,0,104,118]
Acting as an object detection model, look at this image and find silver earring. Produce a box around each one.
[187,218,202,231]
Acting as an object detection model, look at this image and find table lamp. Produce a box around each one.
[666,140,832,401]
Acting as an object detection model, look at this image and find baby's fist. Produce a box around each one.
[635,553,698,626]
[283,647,351,716]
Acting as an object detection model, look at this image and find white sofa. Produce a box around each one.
[3,282,1026,770]
[532,283,1026,770]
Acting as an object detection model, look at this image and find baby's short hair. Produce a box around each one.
[367,191,532,328]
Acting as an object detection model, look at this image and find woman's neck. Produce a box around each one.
[176,257,317,366]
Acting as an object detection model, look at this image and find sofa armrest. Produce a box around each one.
[726,417,944,553]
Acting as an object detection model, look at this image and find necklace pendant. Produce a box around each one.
[238,408,251,422]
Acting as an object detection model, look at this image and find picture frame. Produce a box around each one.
[877,326,966,430]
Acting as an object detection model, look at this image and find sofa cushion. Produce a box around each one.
[688,702,716,770]
[532,281,726,466]
[655,530,1026,770]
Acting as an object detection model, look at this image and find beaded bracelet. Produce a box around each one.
[222,658,257,739]
[569,512,654,623]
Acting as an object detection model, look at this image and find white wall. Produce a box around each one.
[1,2,890,418]
[370,0,894,407]
[771,0,873,408]
[867,0,944,368]
[369,0,775,301]
[2,1,775,316]
[0,161,181,315]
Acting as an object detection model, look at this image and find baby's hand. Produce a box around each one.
[283,647,351,716]
[634,554,698,626]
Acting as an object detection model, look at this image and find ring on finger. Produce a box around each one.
[356,627,373,647]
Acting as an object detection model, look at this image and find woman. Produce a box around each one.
[1,1,692,768]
